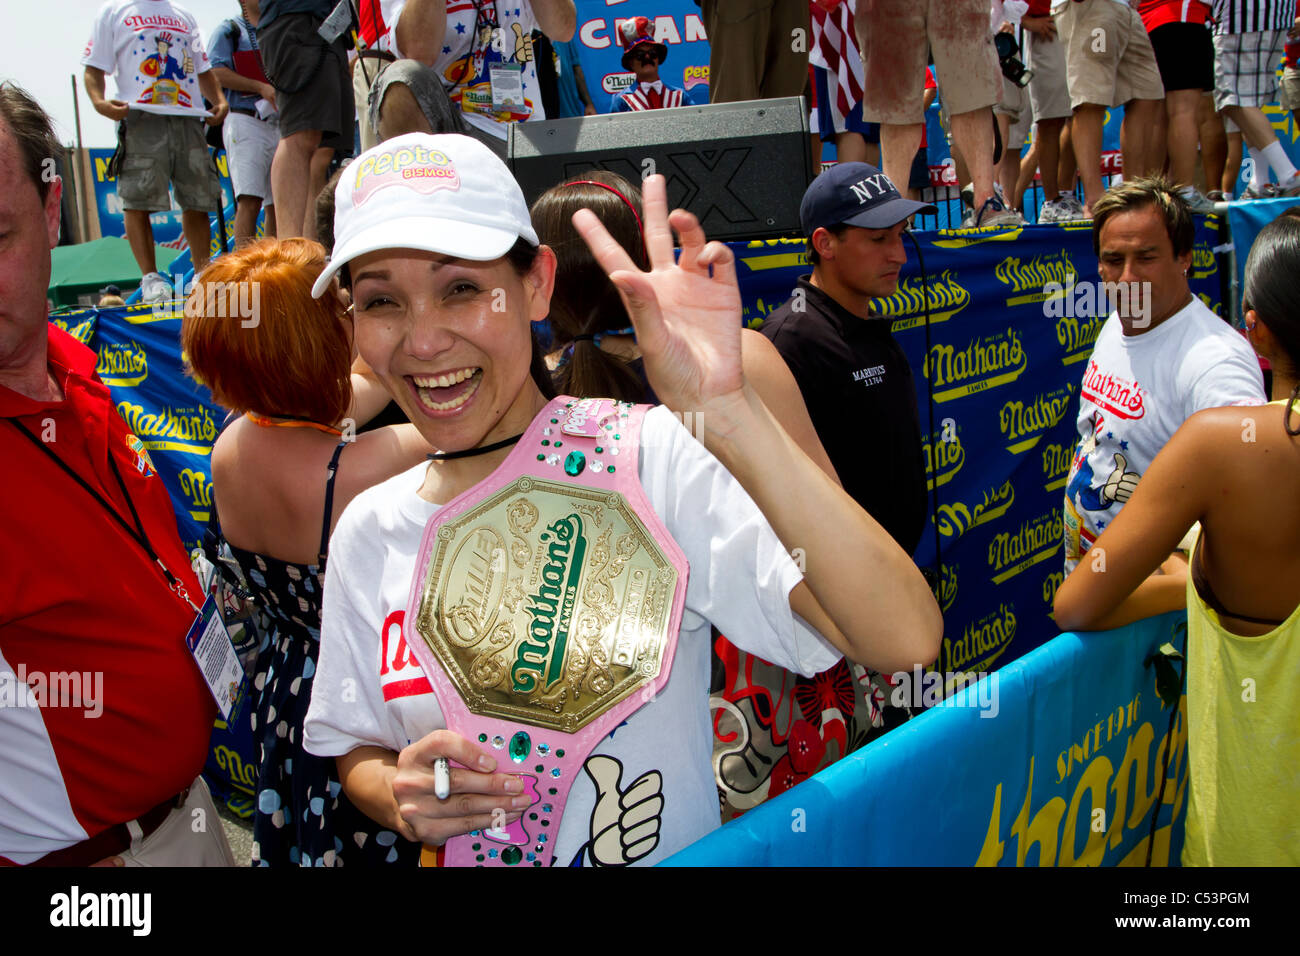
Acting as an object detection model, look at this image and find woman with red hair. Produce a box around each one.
[182,238,429,865]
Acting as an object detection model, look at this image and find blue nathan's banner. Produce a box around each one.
[570,0,711,111]
[671,613,1190,866]
[731,216,1224,677]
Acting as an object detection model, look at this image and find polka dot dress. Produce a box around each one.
[230,543,420,868]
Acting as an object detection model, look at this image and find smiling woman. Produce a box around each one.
[300,133,941,868]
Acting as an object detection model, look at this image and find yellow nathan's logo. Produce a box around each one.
[998,383,1075,454]
[976,687,1189,866]
[934,480,1014,541]
[923,423,965,490]
[117,401,217,454]
[939,563,958,613]
[1042,570,1064,608]
[940,601,1016,674]
[1055,308,1105,365]
[1041,440,1073,492]
[96,340,148,386]
[987,509,1062,584]
[1191,241,1215,279]
[932,226,1025,248]
[1196,291,1223,317]
[51,316,95,344]
[874,270,970,332]
[177,467,213,521]
[924,327,1027,402]
[737,236,807,272]
[994,249,1078,306]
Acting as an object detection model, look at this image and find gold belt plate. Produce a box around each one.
[413,477,679,733]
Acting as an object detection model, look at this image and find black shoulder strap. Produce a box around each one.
[318,441,348,565]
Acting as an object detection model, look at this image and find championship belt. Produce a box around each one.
[405,397,689,867]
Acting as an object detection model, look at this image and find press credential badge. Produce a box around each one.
[185,594,243,720]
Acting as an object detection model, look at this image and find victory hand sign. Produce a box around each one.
[571,173,744,419]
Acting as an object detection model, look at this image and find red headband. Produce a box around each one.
[561,179,645,239]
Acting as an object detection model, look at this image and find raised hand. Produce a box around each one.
[571,173,744,416]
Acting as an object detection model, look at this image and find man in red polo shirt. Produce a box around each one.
[0,82,233,866]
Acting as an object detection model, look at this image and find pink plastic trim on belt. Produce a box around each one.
[405,397,689,867]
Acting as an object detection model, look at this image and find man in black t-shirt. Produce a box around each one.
[760,162,932,555]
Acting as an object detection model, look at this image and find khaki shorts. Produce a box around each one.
[1280,66,1300,113]
[1026,30,1072,121]
[116,109,221,212]
[858,0,1001,123]
[1058,0,1164,110]
[118,778,237,867]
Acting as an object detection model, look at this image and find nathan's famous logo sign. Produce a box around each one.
[923,421,965,491]
[923,327,1027,402]
[177,467,213,521]
[933,480,1014,542]
[994,250,1078,307]
[96,340,148,387]
[1041,440,1073,493]
[938,563,958,614]
[987,508,1062,585]
[976,688,1188,866]
[939,601,1016,675]
[998,383,1075,455]
[1191,241,1216,280]
[514,514,587,694]
[1054,302,1105,366]
[116,401,217,454]
[873,270,970,332]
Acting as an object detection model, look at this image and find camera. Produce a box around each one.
[994,32,1033,88]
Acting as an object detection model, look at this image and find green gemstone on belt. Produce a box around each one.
[501,845,523,865]
[564,450,586,477]
[509,731,531,763]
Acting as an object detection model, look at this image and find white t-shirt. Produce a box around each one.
[1063,297,1265,574]
[82,0,211,118]
[379,0,545,139]
[304,406,840,867]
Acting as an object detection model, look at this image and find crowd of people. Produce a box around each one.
[1,0,1298,869]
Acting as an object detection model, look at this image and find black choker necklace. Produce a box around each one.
[427,432,524,461]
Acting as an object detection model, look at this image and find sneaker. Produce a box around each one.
[1057,192,1088,218]
[1277,171,1300,197]
[1206,189,1227,202]
[960,183,975,209]
[1243,182,1279,200]
[1038,196,1072,223]
[963,195,1026,229]
[1178,186,1217,214]
[139,272,173,304]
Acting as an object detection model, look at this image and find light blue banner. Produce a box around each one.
[670,612,1190,866]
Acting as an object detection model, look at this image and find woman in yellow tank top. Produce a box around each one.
[1054,212,1300,866]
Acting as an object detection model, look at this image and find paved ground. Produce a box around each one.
[217,803,255,866]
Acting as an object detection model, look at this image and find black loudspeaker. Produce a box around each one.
[508,97,811,242]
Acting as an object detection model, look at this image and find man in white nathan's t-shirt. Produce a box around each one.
[1062,177,1266,577]
[354,0,576,155]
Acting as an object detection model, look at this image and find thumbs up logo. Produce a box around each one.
[512,22,534,63]
[582,755,664,866]
[1100,451,1139,505]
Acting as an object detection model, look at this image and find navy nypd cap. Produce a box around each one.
[800,162,936,236]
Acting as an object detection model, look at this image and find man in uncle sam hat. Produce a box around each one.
[611,17,684,112]
[760,162,933,558]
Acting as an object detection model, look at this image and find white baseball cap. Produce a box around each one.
[311,133,539,298]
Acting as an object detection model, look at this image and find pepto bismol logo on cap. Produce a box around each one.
[353,145,461,205]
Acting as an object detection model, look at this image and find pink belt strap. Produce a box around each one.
[406,397,689,867]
